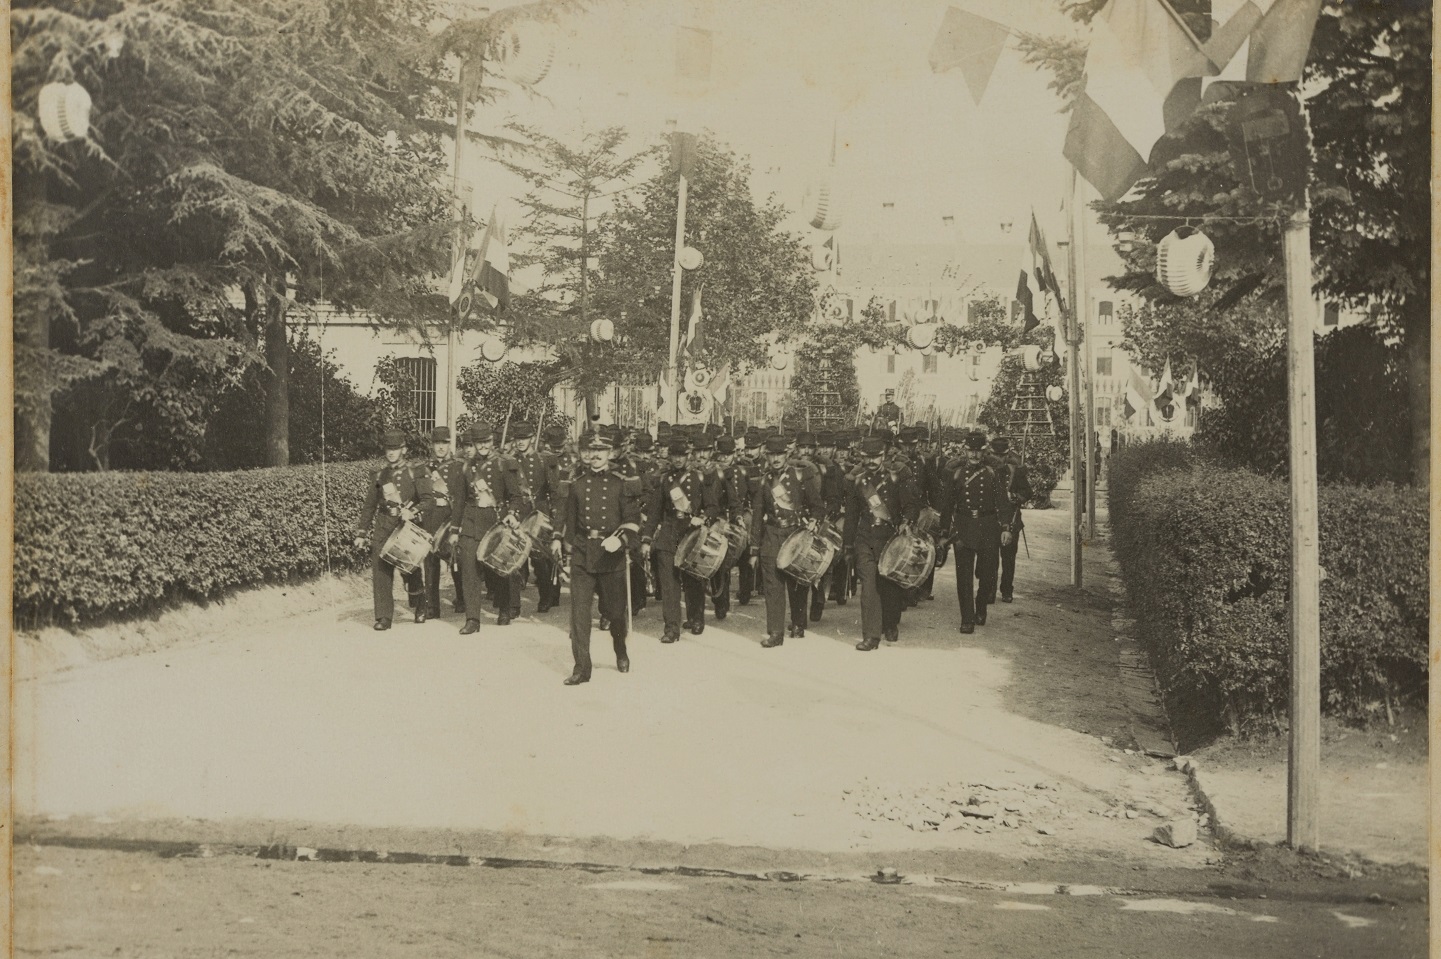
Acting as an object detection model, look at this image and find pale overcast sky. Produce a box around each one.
[457,0,1090,248]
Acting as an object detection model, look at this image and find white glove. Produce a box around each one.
[690,516,705,527]
[601,535,622,553]
[399,505,416,522]
[641,542,652,559]
[503,513,520,529]
[1001,531,1013,546]
[550,540,563,560]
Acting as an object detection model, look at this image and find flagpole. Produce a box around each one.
[1081,181,1098,531]
[666,172,689,425]
[447,57,471,432]
[1064,167,1084,588]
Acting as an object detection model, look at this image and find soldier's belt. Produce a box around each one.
[967,510,997,518]
[382,505,402,517]
[580,529,608,539]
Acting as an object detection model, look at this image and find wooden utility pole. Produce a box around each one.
[1282,205,1320,853]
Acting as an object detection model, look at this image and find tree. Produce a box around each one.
[11,0,576,471]
[456,359,571,440]
[594,133,817,391]
[978,323,1069,505]
[1017,0,1431,487]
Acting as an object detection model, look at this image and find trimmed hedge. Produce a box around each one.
[14,462,378,627]
[1108,440,1428,742]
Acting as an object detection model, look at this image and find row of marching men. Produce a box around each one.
[355,419,1032,683]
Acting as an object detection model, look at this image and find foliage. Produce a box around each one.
[372,354,432,457]
[13,462,377,627]
[10,0,576,470]
[456,359,570,438]
[1108,441,1428,745]
[1018,0,1432,486]
[200,331,386,470]
[1191,324,1412,485]
[594,132,817,383]
[977,324,1069,505]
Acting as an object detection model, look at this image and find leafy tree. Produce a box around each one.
[594,133,817,391]
[1017,1,1431,487]
[456,359,571,439]
[978,324,1069,505]
[11,0,577,472]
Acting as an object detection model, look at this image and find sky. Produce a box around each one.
[455,0,1092,249]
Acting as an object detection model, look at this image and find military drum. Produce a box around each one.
[676,523,730,580]
[380,521,431,575]
[477,523,531,576]
[878,529,936,589]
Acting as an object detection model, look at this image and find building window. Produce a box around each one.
[1324,303,1340,327]
[395,356,437,433]
[752,391,768,423]
[922,353,938,373]
[1096,355,1112,377]
[1097,397,1112,426]
[887,354,896,373]
[1098,301,1114,326]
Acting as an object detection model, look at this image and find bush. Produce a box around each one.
[1108,441,1428,744]
[14,461,380,627]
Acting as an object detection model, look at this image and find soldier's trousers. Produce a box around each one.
[828,552,850,602]
[569,564,627,679]
[736,546,755,603]
[853,538,905,640]
[954,545,999,625]
[530,549,561,609]
[371,540,423,622]
[629,545,648,612]
[423,552,464,614]
[711,566,731,617]
[656,551,704,630]
[758,556,808,636]
[459,534,511,622]
[999,536,1020,598]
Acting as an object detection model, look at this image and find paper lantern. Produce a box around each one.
[480,335,507,363]
[492,21,556,87]
[1046,385,1064,402]
[1021,345,1042,370]
[907,323,937,350]
[806,175,842,231]
[37,82,92,142]
[770,352,790,371]
[1038,346,1057,367]
[589,318,614,342]
[1155,228,1215,297]
[811,239,834,272]
[678,246,703,270]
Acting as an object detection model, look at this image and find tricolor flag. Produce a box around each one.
[1153,358,1175,411]
[1016,248,1041,334]
[447,190,483,306]
[1063,0,1217,201]
[669,130,699,178]
[1184,363,1203,406]
[474,204,511,312]
[1122,367,1152,422]
[1203,0,1323,87]
[1016,210,1061,333]
[709,361,733,402]
[1029,212,1064,305]
[928,6,1013,105]
[681,284,704,361]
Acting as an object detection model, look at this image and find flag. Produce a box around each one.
[473,204,511,312]
[1016,246,1041,333]
[681,284,704,360]
[1017,210,1060,332]
[447,187,482,307]
[1028,212,1064,306]
[669,131,698,178]
[929,6,1012,105]
[1063,0,1218,201]
[1154,358,1175,411]
[1184,363,1202,406]
[1204,0,1322,86]
[1123,367,1151,421]
[709,361,732,402]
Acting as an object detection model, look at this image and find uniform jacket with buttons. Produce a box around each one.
[419,455,465,534]
[996,459,1032,532]
[559,468,643,574]
[749,462,823,556]
[811,456,847,521]
[721,460,753,522]
[514,449,557,519]
[842,463,919,548]
[449,453,525,539]
[644,465,721,553]
[939,461,1003,549]
[359,461,424,542]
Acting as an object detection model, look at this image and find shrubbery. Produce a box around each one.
[1108,440,1428,743]
[14,462,378,627]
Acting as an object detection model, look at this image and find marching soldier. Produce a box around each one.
[642,437,720,642]
[617,430,654,615]
[843,434,918,650]
[450,424,525,634]
[993,437,1032,603]
[710,435,747,621]
[826,432,853,606]
[555,432,642,685]
[419,426,465,620]
[750,434,823,647]
[940,431,1003,634]
[510,422,560,614]
[354,429,426,630]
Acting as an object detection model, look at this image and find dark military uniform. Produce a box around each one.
[750,454,824,642]
[513,445,560,613]
[709,444,749,621]
[356,454,426,627]
[996,450,1033,602]
[450,446,525,630]
[643,455,720,640]
[843,453,918,648]
[559,462,642,682]
[940,450,1003,631]
[419,443,466,618]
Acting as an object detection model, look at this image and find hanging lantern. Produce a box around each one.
[1021,345,1042,370]
[1155,227,1215,297]
[811,236,835,272]
[1038,346,1057,367]
[1046,385,1064,402]
[480,335,507,363]
[678,246,704,271]
[907,323,937,350]
[492,20,556,87]
[37,82,92,142]
[770,351,790,371]
[806,174,842,231]
[589,318,614,342]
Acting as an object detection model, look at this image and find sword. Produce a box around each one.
[623,543,634,635]
[1021,526,1030,559]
